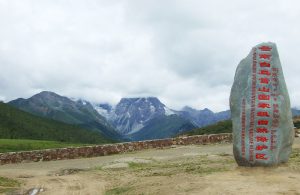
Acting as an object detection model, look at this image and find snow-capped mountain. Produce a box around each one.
[94,103,112,119]
[93,97,230,137]
[95,97,176,135]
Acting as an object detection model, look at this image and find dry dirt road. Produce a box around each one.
[1,138,300,195]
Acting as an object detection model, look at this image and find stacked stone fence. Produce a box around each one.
[0,133,232,165]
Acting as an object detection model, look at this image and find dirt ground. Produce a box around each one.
[0,138,300,195]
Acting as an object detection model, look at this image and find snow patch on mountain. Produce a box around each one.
[164,106,175,116]
[93,97,231,136]
[94,106,110,119]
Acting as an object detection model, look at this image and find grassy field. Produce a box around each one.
[1,139,300,194]
[182,120,232,136]
[0,139,92,153]
[0,176,20,194]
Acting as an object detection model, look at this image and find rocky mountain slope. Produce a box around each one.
[94,97,230,139]
[8,91,122,140]
[0,102,112,144]
[95,97,176,135]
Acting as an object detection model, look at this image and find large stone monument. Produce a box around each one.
[230,42,294,166]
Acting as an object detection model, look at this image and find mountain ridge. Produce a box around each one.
[0,102,112,144]
[8,91,300,141]
[94,98,231,137]
[8,91,123,141]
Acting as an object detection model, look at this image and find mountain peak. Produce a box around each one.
[119,97,163,105]
[182,106,196,112]
[111,97,167,135]
[32,91,66,100]
[35,91,59,97]
[8,91,122,140]
[202,108,213,113]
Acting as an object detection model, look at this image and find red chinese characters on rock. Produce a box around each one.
[259,70,271,76]
[248,48,257,162]
[259,78,270,84]
[256,127,269,133]
[259,53,271,60]
[257,111,270,117]
[256,145,268,151]
[241,99,246,158]
[256,153,268,160]
[256,136,269,142]
[258,120,269,125]
[259,62,271,67]
[270,66,280,151]
[258,94,270,100]
[258,102,271,108]
[253,45,273,161]
[258,87,270,93]
[258,46,272,51]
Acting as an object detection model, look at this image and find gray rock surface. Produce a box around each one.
[230,42,294,166]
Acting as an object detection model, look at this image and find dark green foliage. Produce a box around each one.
[130,115,196,141]
[294,121,300,129]
[182,118,299,136]
[0,139,89,153]
[0,102,112,144]
[182,120,233,136]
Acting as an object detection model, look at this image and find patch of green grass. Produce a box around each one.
[0,176,20,193]
[218,152,231,156]
[98,155,235,194]
[128,162,150,169]
[182,120,232,136]
[94,166,103,171]
[290,148,300,160]
[0,139,90,153]
[184,164,229,174]
[289,148,300,165]
[0,176,20,187]
[126,155,234,177]
[105,186,133,195]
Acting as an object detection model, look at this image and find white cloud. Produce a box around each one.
[0,0,300,112]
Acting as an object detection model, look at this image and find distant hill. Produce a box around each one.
[0,102,112,144]
[8,91,123,141]
[176,106,231,127]
[181,120,232,136]
[129,115,197,141]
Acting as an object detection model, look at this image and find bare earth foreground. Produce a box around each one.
[1,138,300,195]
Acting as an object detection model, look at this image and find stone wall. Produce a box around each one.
[0,133,232,165]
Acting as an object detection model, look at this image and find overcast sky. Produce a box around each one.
[1,0,300,112]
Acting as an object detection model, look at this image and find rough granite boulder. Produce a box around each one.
[230,42,294,166]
